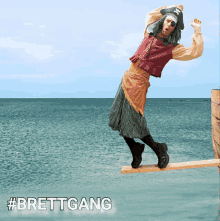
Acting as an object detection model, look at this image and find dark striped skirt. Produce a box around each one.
[108,79,150,139]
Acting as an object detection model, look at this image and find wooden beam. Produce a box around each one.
[121,159,220,174]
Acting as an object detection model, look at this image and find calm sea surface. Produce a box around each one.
[0,98,219,221]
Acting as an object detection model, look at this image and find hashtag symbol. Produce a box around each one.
[7,198,16,210]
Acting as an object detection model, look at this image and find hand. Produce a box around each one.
[191,18,202,32]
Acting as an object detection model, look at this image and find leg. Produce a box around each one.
[123,136,136,147]
[141,134,169,168]
[123,136,145,169]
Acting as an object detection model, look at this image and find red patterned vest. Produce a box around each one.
[129,33,178,78]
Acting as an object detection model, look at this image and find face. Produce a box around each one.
[161,16,176,37]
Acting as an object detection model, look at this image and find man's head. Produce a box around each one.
[160,7,184,30]
[161,15,177,37]
[147,7,184,45]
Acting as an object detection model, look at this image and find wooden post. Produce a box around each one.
[211,89,220,173]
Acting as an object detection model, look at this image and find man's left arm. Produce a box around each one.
[172,18,203,61]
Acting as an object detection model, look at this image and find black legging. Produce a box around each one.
[123,135,155,149]
[123,136,136,147]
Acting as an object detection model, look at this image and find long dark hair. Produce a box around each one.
[149,16,182,45]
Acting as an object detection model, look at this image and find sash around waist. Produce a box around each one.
[122,59,151,117]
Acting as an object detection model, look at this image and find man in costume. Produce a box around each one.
[109,5,203,169]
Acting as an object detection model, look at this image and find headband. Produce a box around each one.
[165,13,178,23]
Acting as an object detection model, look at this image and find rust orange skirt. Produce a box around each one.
[122,59,151,117]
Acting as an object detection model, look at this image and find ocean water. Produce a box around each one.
[0,98,219,221]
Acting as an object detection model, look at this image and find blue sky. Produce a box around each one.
[0,0,219,98]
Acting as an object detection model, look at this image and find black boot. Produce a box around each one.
[141,134,169,169]
[123,137,145,168]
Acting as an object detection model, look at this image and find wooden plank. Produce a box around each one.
[121,159,220,174]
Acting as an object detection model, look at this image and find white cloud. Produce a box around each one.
[40,33,44,36]
[105,33,142,59]
[105,41,118,46]
[0,37,54,60]
[24,22,33,26]
[39,25,46,28]
[167,59,198,68]
[166,59,199,76]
